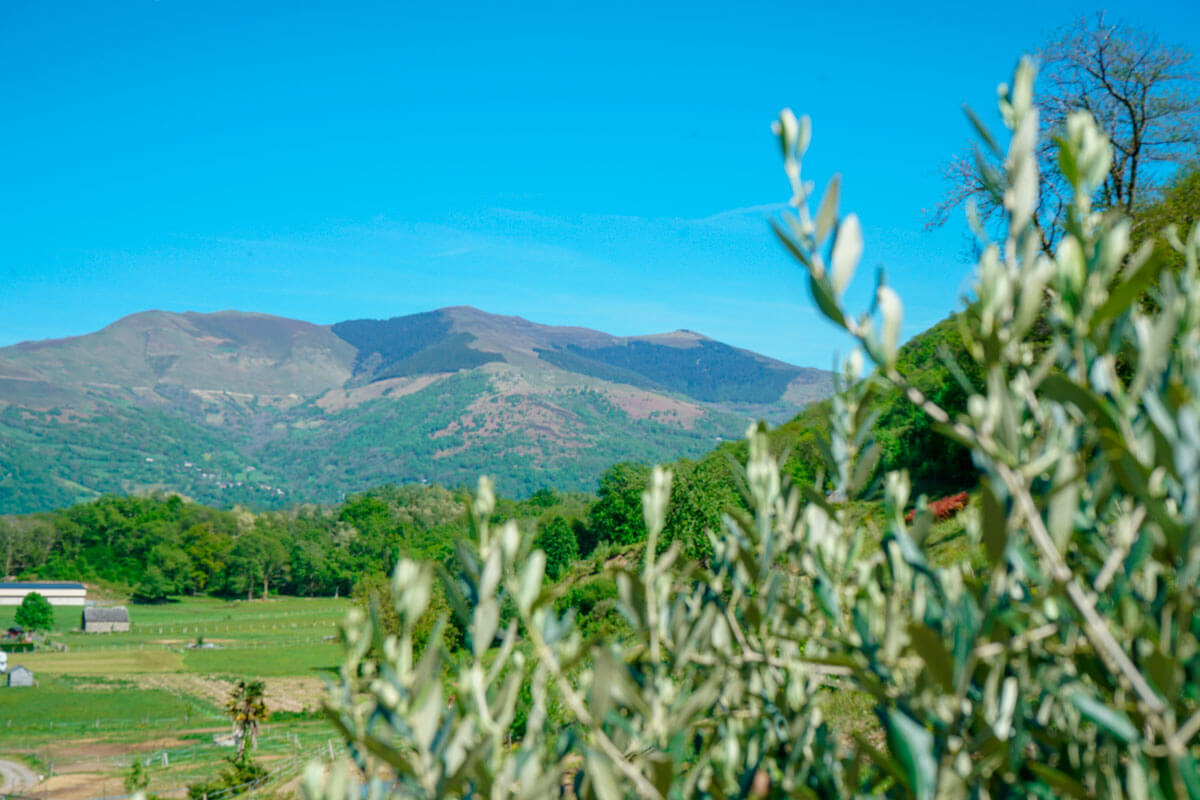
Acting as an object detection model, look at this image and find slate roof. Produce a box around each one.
[83,606,130,622]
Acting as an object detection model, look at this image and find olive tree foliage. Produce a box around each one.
[304,60,1200,799]
[932,13,1199,253]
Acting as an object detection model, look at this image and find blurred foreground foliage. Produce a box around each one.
[304,58,1200,798]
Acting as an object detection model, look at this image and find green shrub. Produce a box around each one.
[186,754,267,800]
[534,515,578,580]
[555,576,625,639]
[132,566,175,604]
[307,59,1200,799]
[14,591,53,631]
[584,462,651,553]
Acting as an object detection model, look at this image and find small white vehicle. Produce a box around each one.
[0,651,8,673]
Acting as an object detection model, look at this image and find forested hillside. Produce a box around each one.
[4,159,1192,626]
[0,484,592,602]
[0,309,979,603]
[0,307,832,514]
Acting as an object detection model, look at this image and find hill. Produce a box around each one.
[0,307,832,513]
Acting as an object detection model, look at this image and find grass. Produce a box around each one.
[923,497,984,569]
[822,687,880,744]
[0,604,85,632]
[0,594,351,796]
[182,641,341,676]
[0,674,220,732]
[13,648,186,675]
[0,503,982,794]
[0,593,349,633]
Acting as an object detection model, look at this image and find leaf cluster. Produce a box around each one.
[309,58,1200,799]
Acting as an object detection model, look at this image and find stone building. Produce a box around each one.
[82,606,131,633]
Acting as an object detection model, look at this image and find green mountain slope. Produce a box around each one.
[0,310,356,398]
[0,307,828,513]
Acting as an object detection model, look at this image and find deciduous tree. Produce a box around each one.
[933,13,1199,251]
[533,515,577,580]
[583,462,650,553]
[14,591,53,631]
[310,57,1200,800]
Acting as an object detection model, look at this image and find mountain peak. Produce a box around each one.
[0,306,835,513]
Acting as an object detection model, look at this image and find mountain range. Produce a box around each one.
[0,306,832,513]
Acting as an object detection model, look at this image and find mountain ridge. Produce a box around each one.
[0,307,834,513]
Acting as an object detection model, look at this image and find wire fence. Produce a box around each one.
[52,609,345,648]
[5,606,351,797]
[44,634,341,655]
[77,739,347,800]
[45,727,334,771]
[2,712,227,734]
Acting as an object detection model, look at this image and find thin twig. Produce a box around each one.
[1171,707,1200,752]
[688,650,854,676]
[998,463,1166,715]
[521,608,665,800]
[877,345,1167,717]
[973,624,1059,659]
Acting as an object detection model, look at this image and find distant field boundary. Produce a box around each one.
[74,737,347,800]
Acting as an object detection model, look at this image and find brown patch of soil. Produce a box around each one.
[137,674,325,713]
[432,391,584,459]
[603,388,703,428]
[316,374,447,412]
[44,736,191,761]
[34,772,112,800]
[605,553,635,570]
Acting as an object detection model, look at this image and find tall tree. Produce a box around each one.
[226,679,268,759]
[228,532,288,600]
[534,515,578,580]
[1131,165,1200,266]
[132,566,175,604]
[0,517,56,578]
[932,13,1199,251]
[583,462,651,554]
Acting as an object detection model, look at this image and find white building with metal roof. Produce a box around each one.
[0,581,87,606]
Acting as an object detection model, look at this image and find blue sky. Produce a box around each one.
[2,1,1197,367]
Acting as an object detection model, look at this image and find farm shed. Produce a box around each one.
[82,606,131,633]
[7,665,33,687]
[0,581,86,606]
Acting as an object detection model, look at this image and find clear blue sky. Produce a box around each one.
[2,1,1196,367]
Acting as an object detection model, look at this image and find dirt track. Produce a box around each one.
[0,757,38,793]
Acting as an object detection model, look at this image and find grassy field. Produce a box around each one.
[0,674,216,731]
[0,603,89,632]
[0,595,352,799]
[0,501,979,798]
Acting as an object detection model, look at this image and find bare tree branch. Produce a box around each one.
[931,13,1200,252]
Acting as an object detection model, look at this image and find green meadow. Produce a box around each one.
[0,596,351,797]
